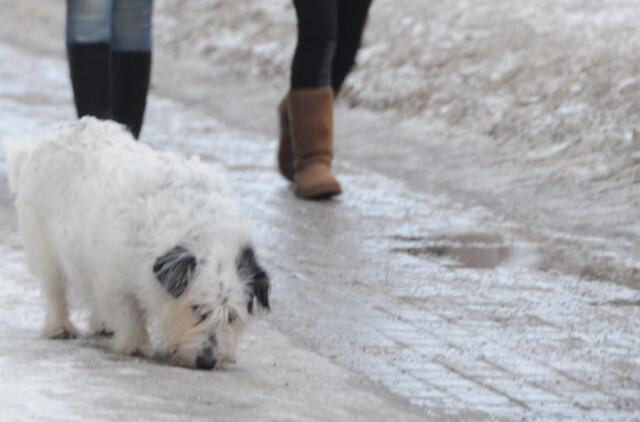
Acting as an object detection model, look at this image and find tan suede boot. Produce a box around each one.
[288,88,342,199]
[277,95,295,182]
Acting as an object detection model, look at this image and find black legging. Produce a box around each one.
[291,0,373,94]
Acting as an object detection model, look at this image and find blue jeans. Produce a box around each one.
[66,0,153,51]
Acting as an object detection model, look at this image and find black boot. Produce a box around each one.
[67,42,112,119]
[111,51,151,139]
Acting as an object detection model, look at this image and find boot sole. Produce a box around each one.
[295,185,342,200]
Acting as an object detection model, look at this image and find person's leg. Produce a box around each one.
[279,0,341,199]
[111,0,153,139]
[66,0,113,119]
[290,0,338,90]
[333,0,373,95]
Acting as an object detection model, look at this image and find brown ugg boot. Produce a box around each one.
[288,88,342,199]
[277,94,294,181]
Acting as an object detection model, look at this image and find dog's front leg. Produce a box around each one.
[88,299,113,336]
[42,271,79,340]
[110,295,150,357]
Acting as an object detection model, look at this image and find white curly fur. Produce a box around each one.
[6,117,267,369]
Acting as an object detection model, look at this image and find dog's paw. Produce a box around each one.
[94,328,114,337]
[113,337,151,357]
[89,316,113,337]
[119,344,150,357]
[44,324,80,340]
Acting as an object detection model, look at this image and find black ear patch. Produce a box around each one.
[153,246,197,298]
[236,247,270,313]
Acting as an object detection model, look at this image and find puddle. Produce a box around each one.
[392,232,541,269]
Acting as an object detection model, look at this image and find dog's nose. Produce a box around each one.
[195,347,216,370]
[196,355,216,370]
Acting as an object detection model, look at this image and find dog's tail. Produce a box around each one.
[4,138,35,195]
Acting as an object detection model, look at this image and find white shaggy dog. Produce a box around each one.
[6,117,270,370]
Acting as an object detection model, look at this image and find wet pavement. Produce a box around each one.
[1,9,640,421]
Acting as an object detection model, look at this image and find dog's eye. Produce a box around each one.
[191,305,211,325]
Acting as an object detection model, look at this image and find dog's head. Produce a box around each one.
[152,244,270,370]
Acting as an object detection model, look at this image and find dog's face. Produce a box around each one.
[152,245,270,370]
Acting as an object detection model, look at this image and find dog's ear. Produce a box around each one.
[153,246,197,298]
[236,246,270,313]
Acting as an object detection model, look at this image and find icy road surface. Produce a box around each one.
[0,42,425,422]
[1,1,640,420]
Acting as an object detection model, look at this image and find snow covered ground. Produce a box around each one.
[0,0,639,420]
